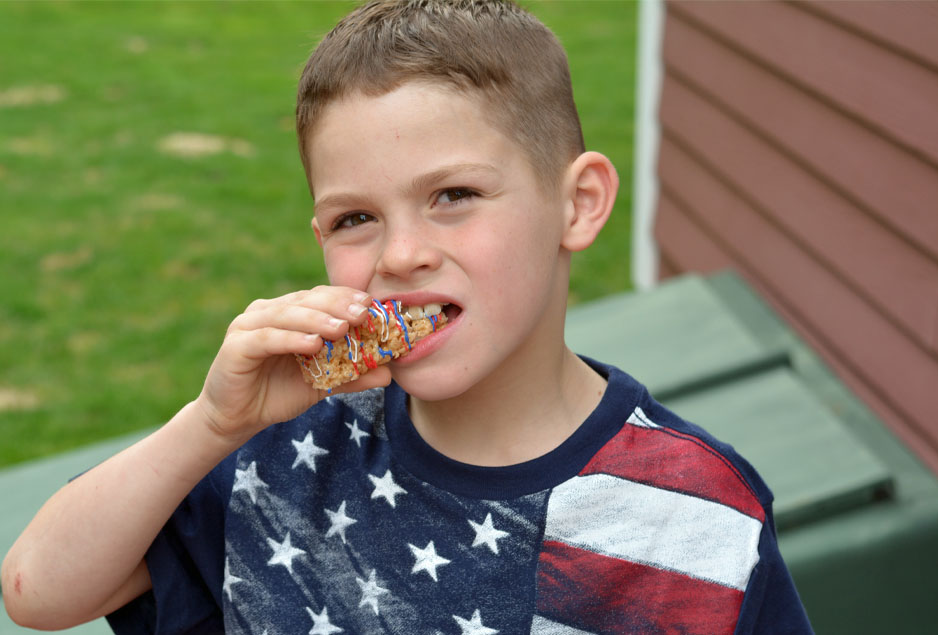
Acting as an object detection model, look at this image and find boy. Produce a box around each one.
[2,1,811,633]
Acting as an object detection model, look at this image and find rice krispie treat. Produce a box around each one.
[295,299,447,391]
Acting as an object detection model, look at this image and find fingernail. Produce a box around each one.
[329,317,346,328]
[352,291,369,303]
[348,303,366,317]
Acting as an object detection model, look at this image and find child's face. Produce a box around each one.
[308,82,572,401]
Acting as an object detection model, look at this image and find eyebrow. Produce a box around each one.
[313,162,500,215]
[407,162,500,196]
[312,192,369,217]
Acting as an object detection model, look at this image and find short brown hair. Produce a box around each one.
[296,0,585,190]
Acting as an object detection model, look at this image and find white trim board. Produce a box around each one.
[631,0,664,290]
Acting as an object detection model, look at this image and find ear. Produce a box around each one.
[560,151,619,252]
[311,216,324,248]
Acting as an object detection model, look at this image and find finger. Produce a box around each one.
[230,304,354,341]
[245,286,370,316]
[226,326,325,361]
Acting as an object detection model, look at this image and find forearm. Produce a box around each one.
[2,286,375,629]
[1,400,242,630]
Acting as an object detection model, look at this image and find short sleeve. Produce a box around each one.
[734,507,814,634]
[106,454,236,634]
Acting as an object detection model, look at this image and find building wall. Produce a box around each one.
[654,1,938,472]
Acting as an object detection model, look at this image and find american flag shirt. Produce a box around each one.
[108,360,811,634]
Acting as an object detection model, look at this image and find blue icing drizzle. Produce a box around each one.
[389,301,411,349]
[371,299,390,325]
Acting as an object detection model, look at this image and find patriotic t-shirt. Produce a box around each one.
[108,359,811,634]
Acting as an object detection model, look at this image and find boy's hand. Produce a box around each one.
[195,286,391,443]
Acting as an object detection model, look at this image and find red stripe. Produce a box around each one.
[582,422,765,522]
[536,540,743,634]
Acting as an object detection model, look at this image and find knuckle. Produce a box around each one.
[271,303,297,325]
[309,285,335,301]
[226,327,252,347]
[230,312,250,329]
[228,310,257,334]
[246,297,270,312]
[227,317,246,337]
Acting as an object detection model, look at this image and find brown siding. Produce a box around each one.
[672,0,938,169]
[655,1,938,473]
[803,1,938,76]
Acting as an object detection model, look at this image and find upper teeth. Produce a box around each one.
[404,303,442,319]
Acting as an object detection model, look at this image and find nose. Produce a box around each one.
[376,221,442,280]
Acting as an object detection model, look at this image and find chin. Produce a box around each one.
[391,366,478,403]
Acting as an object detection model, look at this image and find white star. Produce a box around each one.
[453,609,498,635]
[292,431,329,472]
[325,500,357,544]
[306,606,343,635]
[232,461,268,504]
[356,568,389,615]
[267,532,306,574]
[368,469,407,508]
[469,513,509,555]
[408,540,451,582]
[222,558,243,601]
[345,419,370,447]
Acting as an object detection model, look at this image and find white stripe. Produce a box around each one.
[530,615,596,635]
[626,405,660,428]
[544,473,761,590]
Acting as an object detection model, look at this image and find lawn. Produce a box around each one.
[0,0,636,466]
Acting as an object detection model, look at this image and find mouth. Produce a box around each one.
[390,300,462,365]
[402,302,462,323]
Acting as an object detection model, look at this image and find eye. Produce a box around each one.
[331,212,376,231]
[435,188,476,206]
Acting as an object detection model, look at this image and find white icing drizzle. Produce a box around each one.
[370,300,392,342]
[346,334,360,362]
[309,355,323,378]
[380,312,390,341]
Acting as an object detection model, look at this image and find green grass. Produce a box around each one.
[0,0,635,467]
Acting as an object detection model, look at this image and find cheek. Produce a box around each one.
[322,246,373,288]
[462,213,557,299]
[493,208,560,267]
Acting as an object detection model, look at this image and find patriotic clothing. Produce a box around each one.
[108,359,811,634]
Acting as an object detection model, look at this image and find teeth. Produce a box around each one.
[404,303,443,319]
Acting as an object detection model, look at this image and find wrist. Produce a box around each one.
[158,401,251,477]
[190,395,256,447]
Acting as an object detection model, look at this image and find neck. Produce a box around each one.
[408,345,606,467]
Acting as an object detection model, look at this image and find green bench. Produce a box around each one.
[567,272,938,633]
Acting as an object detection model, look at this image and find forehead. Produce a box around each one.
[306,83,529,196]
